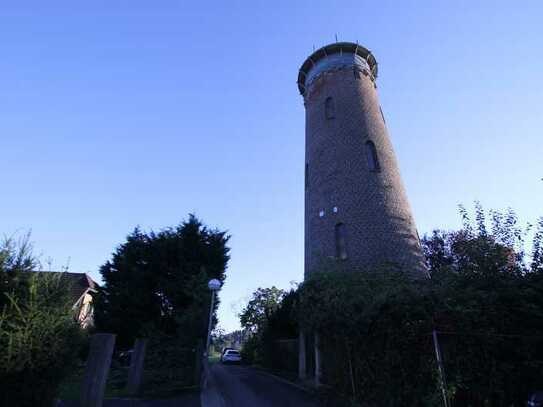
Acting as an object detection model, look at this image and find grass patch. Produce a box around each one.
[56,363,130,401]
[57,363,198,401]
[208,354,221,365]
[56,367,83,401]
[58,346,199,402]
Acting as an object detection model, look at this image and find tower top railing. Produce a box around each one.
[297,42,378,95]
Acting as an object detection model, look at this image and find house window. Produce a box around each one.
[365,140,380,172]
[325,97,335,119]
[335,223,347,260]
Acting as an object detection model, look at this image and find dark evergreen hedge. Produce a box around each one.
[257,207,543,406]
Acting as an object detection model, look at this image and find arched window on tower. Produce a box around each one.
[365,140,380,172]
[325,97,335,119]
[335,223,347,260]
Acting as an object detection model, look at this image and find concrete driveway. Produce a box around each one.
[201,364,320,407]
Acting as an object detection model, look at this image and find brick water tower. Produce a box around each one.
[297,42,427,278]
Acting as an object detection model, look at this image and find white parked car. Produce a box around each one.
[221,349,242,364]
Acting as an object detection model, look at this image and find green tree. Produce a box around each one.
[211,327,226,353]
[0,233,38,309]
[93,215,230,348]
[531,217,543,273]
[423,203,541,276]
[0,234,83,407]
[216,329,245,351]
[239,286,286,334]
[239,286,286,364]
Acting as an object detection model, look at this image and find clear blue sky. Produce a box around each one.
[2,1,542,331]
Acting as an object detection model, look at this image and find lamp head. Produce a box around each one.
[208,279,221,291]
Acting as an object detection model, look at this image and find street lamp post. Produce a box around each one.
[205,279,221,357]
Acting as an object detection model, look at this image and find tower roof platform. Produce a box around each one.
[297,42,378,95]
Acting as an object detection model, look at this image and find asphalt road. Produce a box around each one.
[59,393,200,407]
[201,364,320,407]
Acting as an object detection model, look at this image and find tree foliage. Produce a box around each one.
[424,203,542,276]
[239,286,287,364]
[0,235,83,407]
[0,233,39,310]
[254,204,543,406]
[240,286,286,333]
[93,215,230,348]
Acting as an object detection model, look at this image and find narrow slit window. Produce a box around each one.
[380,106,386,124]
[365,140,380,172]
[305,163,309,190]
[335,223,347,260]
[325,97,335,119]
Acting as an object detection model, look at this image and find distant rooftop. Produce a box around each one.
[34,271,98,304]
[297,42,378,95]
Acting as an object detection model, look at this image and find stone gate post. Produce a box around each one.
[314,333,321,387]
[298,331,306,380]
[80,333,116,407]
[126,338,147,395]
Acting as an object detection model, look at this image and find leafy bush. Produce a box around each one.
[295,270,543,406]
[0,271,84,407]
[240,334,260,365]
[297,271,438,406]
[239,286,290,367]
[257,290,299,372]
[255,206,543,406]
[143,332,199,395]
[0,233,38,310]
